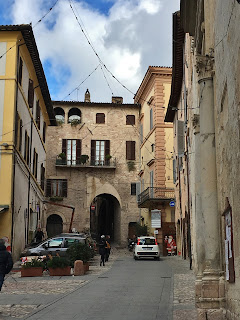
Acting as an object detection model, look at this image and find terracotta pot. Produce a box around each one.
[83,262,89,273]
[21,267,43,277]
[48,266,71,276]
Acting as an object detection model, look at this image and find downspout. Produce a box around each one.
[27,117,33,243]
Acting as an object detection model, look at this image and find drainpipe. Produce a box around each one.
[27,117,33,243]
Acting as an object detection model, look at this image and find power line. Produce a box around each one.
[33,0,60,28]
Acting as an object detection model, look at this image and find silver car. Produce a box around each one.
[21,235,86,257]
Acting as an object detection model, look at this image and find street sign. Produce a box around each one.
[169,200,175,207]
[90,206,95,211]
[151,209,161,228]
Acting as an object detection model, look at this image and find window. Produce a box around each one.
[54,107,65,124]
[150,108,153,130]
[62,139,81,165]
[32,148,38,179]
[68,108,81,124]
[18,57,23,85]
[150,170,154,197]
[96,113,105,124]
[46,179,68,197]
[40,164,45,191]
[28,79,34,108]
[36,100,41,129]
[64,238,84,248]
[48,238,63,248]
[131,183,136,195]
[91,140,110,165]
[177,120,185,156]
[126,115,135,125]
[24,130,30,165]
[16,112,22,152]
[43,122,46,143]
[126,141,135,160]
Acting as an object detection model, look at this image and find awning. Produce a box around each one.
[0,205,9,213]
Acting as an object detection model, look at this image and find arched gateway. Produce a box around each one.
[46,214,63,237]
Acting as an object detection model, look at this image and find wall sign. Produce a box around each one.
[151,209,161,228]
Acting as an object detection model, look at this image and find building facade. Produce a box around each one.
[166,1,240,319]
[45,93,140,245]
[134,67,175,255]
[0,25,56,260]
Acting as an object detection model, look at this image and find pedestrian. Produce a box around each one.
[0,238,13,291]
[99,235,107,266]
[35,228,44,243]
[105,235,111,262]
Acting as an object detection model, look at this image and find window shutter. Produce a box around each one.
[150,108,153,130]
[62,139,67,155]
[35,152,38,179]
[46,179,51,197]
[36,100,41,129]
[136,182,141,202]
[96,113,105,124]
[126,115,135,125]
[41,164,45,191]
[91,140,96,164]
[173,159,176,183]
[76,139,81,161]
[126,141,131,160]
[18,57,23,85]
[43,122,46,143]
[105,140,110,157]
[177,120,185,156]
[131,183,136,195]
[19,119,22,152]
[131,141,136,160]
[62,180,68,197]
[28,79,34,108]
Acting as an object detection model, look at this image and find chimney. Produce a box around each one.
[85,89,91,102]
[112,96,123,104]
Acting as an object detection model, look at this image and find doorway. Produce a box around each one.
[46,214,63,237]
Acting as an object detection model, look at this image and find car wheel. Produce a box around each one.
[134,256,138,260]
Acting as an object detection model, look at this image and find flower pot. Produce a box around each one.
[83,262,89,273]
[21,267,43,277]
[48,266,71,276]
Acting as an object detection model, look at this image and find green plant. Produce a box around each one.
[70,119,81,126]
[58,152,66,160]
[47,257,70,269]
[79,154,89,164]
[105,154,112,160]
[67,243,93,265]
[22,259,44,269]
[135,222,148,237]
[127,161,135,171]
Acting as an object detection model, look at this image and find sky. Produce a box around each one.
[0,0,180,103]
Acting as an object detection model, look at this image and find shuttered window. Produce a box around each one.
[16,113,22,152]
[40,164,45,191]
[177,120,185,156]
[28,79,34,108]
[43,122,46,143]
[32,148,38,179]
[24,130,30,166]
[126,115,135,125]
[91,140,110,165]
[18,57,23,85]
[62,139,81,165]
[96,113,105,124]
[131,183,136,195]
[46,179,68,197]
[150,108,153,130]
[126,141,135,160]
[36,100,41,129]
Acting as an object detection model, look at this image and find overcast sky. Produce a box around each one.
[0,0,180,103]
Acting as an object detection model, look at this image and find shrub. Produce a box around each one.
[22,259,44,269]
[135,222,148,237]
[67,243,93,265]
[47,256,70,269]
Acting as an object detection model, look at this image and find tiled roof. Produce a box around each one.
[53,100,140,108]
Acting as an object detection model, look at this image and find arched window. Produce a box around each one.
[68,108,81,124]
[54,107,65,124]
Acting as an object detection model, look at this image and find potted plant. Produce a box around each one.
[21,259,44,277]
[79,154,89,164]
[47,256,71,276]
[127,161,136,171]
[105,154,112,165]
[56,153,66,165]
[67,243,93,273]
[70,119,81,126]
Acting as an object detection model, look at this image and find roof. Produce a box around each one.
[53,100,140,108]
[134,66,172,103]
[165,12,185,123]
[0,24,56,126]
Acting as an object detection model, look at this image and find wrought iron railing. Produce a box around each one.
[138,187,175,204]
[56,157,116,167]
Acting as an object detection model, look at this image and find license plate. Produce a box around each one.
[143,247,152,250]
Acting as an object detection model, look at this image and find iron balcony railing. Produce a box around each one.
[138,187,175,206]
[56,157,116,168]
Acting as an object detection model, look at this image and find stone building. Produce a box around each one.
[45,92,140,245]
[165,1,240,319]
[134,66,175,255]
[0,25,56,260]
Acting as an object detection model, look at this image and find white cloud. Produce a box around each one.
[10,0,180,103]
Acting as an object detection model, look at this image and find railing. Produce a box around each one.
[56,157,116,168]
[138,187,175,205]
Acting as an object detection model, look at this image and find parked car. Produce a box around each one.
[21,234,87,257]
[134,236,160,260]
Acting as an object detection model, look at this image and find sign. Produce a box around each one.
[90,206,95,211]
[151,209,161,228]
[169,200,175,207]
[154,230,159,235]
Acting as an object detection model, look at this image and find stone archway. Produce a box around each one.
[46,214,63,237]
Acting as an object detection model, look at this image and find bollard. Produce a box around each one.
[74,260,84,276]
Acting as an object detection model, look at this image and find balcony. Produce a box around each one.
[55,157,116,169]
[138,187,175,208]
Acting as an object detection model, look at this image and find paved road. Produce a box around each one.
[0,252,197,320]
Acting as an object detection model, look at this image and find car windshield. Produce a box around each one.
[139,238,156,245]
[64,238,86,247]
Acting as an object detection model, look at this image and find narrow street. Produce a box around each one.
[0,250,197,320]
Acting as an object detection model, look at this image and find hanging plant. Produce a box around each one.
[79,154,89,164]
[127,161,136,172]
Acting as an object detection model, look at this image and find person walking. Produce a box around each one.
[99,235,107,266]
[35,228,44,243]
[0,239,13,291]
[105,235,111,262]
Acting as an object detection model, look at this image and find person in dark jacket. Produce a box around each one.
[0,239,13,291]
[35,228,44,243]
[99,235,107,266]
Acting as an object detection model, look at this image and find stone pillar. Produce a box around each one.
[195,56,225,319]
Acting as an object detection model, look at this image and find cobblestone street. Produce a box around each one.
[0,249,197,319]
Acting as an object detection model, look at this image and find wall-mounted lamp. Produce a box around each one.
[1,143,9,148]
